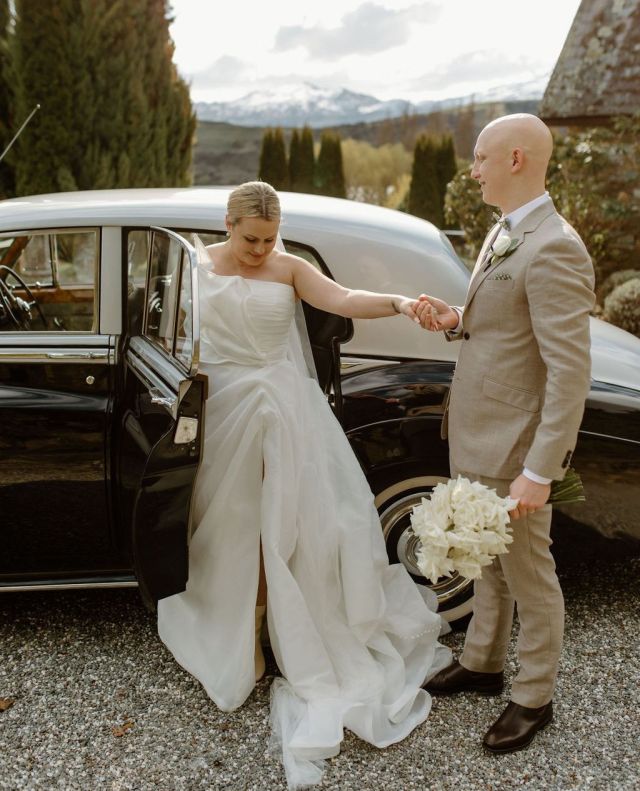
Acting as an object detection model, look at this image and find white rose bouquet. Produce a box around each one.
[410,476,517,584]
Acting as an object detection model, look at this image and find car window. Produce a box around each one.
[0,229,98,333]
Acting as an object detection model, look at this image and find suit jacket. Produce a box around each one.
[443,200,595,481]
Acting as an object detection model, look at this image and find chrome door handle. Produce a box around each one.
[47,352,91,359]
[149,387,176,410]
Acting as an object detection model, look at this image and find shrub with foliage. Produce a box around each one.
[341,138,411,207]
[603,277,640,338]
[546,116,640,288]
[596,268,640,304]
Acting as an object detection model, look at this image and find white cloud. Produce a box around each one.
[275,2,440,60]
[169,0,583,104]
[414,50,541,91]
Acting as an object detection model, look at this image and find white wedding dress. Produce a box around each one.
[158,261,451,788]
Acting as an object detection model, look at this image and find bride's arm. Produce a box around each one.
[289,255,420,322]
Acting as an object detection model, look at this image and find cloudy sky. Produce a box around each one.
[169,0,582,104]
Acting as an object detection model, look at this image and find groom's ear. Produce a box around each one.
[511,148,524,172]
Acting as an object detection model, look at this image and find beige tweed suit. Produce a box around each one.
[444,200,595,706]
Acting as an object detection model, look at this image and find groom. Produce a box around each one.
[417,114,594,753]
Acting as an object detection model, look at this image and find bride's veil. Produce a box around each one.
[275,234,319,384]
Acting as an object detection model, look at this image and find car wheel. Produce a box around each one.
[374,475,474,630]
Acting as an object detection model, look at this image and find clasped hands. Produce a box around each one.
[400,294,459,330]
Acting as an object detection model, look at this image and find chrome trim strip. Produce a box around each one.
[129,335,184,392]
[0,580,138,592]
[0,333,111,348]
[100,226,122,335]
[0,347,114,363]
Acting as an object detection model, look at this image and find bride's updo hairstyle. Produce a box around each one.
[226,181,281,226]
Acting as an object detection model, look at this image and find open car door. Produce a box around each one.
[118,227,205,608]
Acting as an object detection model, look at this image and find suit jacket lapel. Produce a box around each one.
[465,201,557,309]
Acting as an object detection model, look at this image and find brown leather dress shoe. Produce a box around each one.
[483,701,553,754]
[424,660,504,696]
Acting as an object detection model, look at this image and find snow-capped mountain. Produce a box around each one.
[194,78,547,128]
[194,83,413,128]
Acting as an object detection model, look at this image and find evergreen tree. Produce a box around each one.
[288,129,301,191]
[315,132,345,198]
[298,125,315,193]
[11,0,194,196]
[0,0,14,197]
[258,129,274,183]
[435,135,457,227]
[258,127,288,189]
[408,134,442,226]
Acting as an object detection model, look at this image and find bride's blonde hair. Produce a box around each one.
[226,181,281,226]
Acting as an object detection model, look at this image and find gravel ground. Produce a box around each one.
[1,526,639,791]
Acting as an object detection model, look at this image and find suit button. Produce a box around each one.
[463,332,470,340]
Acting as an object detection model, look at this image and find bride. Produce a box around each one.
[158,181,451,788]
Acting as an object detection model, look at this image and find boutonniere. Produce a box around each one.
[487,235,520,267]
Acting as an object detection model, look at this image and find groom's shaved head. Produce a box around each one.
[472,114,553,212]
[480,114,553,171]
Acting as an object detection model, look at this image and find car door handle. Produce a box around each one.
[47,352,92,359]
[149,387,176,411]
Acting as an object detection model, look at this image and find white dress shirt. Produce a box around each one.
[452,192,553,485]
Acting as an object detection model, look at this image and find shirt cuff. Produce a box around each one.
[523,468,552,485]
[451,307,463,333]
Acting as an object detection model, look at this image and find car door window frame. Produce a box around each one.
[126,226,199,379]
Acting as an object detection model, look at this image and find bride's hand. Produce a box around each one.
[396,297,421,323]
[416,295,459,331]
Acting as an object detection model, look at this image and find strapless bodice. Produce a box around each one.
[198,266,296,366]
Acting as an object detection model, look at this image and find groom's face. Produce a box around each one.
[471,129,512,209]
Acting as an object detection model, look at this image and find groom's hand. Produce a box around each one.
[508,474,551,521]
[415,295,459,331]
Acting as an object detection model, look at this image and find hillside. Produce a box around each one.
[192,99,539,186]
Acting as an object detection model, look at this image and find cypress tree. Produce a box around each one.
[408,134,442,226]
[298,125,315,193]
[258,127,287,190]
[271,127,288,190]
[0,0,14,197]
[12,0,194,195]
[288,128,301,191]
[435,135,457,227]
[315,132,345,198]
[258,129,274,183]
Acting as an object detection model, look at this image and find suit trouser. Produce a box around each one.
[451,466,564,708]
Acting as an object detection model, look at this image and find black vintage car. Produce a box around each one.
[1,189,639,625]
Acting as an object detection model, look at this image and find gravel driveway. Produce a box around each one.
[1,524,639,791]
